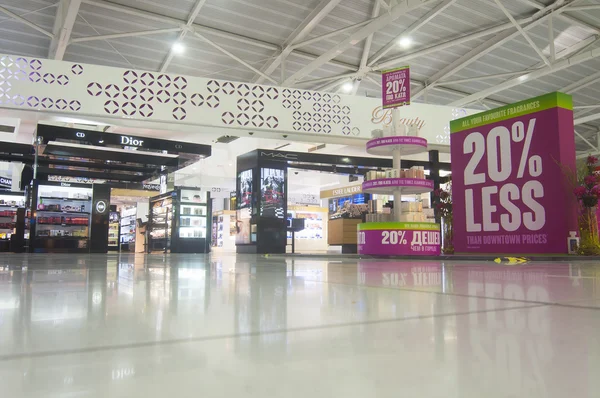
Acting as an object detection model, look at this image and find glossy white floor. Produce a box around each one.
[0,253,599,397]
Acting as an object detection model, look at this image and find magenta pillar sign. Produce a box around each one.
[382,66,410,109]
[450,92,578,254]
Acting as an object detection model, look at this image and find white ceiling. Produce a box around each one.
[2,0,600,155]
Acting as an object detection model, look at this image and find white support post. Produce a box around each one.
[392,109,402,222]
[48,0,82,60]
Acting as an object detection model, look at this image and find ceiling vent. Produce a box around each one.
[214,135,239,144]
[0,125,15,133]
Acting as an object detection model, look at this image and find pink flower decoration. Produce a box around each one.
[574,186,587,198]
[588,155,598,165]
[585,175,597,187]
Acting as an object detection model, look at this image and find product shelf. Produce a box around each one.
[366,136,428,156]
[362,178,434,195]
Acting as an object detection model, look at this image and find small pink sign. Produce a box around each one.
[367,136,426,151]
[358,229,441,256]
[382,66,410,109]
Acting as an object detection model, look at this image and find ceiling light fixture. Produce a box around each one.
[342,82,353,93]
[398,37,413,49]
[518,75,528,82]
[172,42,185,54]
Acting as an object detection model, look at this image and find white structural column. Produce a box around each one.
[254,0,342,84]
[48,0,82,60]
[282,0,437,86]
[449,40,600,106]
[392,110,402,222]
[159,0,207,73]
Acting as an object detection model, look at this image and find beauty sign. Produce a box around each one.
[382,66,410,109]
[450,92,578,254]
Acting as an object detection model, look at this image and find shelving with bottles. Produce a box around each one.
[0,192,25,245]
[30,182,93,252]
[119,206,137,245]
[149,193,174,252]
[108,211,119,250]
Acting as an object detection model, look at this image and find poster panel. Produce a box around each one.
[382,66,410,109]
[450,92,578,254]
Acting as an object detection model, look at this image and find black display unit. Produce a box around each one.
[0,190,26,252]
[148,187,211,253]
[235,151,288,254]
[29,181,110,253]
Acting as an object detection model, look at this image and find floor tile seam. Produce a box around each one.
[0,303,546,362]
[304,277,556,306]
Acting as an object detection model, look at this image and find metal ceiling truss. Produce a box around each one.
[48,0,82,60]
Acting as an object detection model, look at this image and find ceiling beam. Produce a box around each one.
[368,0,458,67]
[282,0,437,86]
[562,70,600,94]
[516,0,600,34]
[0,5,54,38]
[254,0,342,84]
[372,17,533,71]
[48,0,82,60]
[575,114,600,125]
[159,0,207,73]
[412,28,519,100]
[492,0,550,66]
[191,30,278,84]
[449,39,600,106]
[352,0,382,95]
[70,28,182,43]
[413,0,576,99]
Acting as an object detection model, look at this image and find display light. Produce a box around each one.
[172,42,185,54]
[398,37,413,49]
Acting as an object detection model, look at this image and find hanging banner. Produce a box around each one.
[382,66,410,109]
[450,92,578,254]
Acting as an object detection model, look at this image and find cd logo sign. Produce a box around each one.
[95,200,107,214]
[76,132,86,138]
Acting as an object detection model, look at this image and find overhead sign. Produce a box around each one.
[320,184,362,199]
[0,177,11,188]
[382,66,410,109]
[450,92,578,254]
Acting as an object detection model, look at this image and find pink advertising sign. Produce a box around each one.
[357,223,441,256]
[382,66,410,109]
[450,92,578,254]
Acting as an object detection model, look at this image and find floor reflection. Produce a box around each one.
[0,254,599,397]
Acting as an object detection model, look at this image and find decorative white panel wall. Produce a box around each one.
[0,54,474,146]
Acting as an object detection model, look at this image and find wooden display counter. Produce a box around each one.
[327,218,361,253]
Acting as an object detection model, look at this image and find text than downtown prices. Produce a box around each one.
[467,233,548,246]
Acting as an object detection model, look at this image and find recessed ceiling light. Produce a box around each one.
[342,82,353,92]
[398,37,413,49]
[518,75,528,81]
[172,42,185,54]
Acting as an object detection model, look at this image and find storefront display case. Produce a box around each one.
[321,185,369,253]
[286,205,328,253]
[211,210,236,252]
[30,181,93,253]
[119,206,137,251]
[0,191,26,252]
[149,188,211,253]
[108,208,120,251]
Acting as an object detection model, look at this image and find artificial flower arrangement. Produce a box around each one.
[573,155,600,255]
